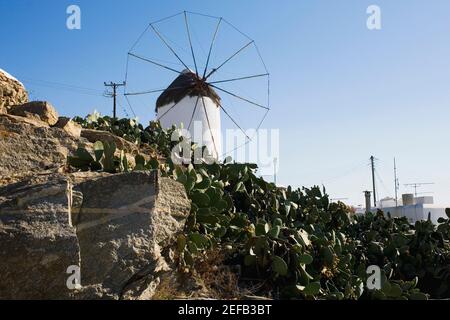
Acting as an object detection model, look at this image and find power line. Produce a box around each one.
[320,160,367,184]
[375,168,391,198]
[20,77,104,93]
[21,79,104,97]
[124,94,137,118]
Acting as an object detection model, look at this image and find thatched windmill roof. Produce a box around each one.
[155,69,221,112]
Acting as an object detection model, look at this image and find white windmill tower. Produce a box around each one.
[155,68,222,158]
[124,11,270,160]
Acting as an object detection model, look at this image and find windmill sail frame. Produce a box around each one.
[124,10,271,158]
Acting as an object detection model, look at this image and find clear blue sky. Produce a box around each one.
[1,0,450,207]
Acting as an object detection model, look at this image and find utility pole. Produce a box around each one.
[104,81,125,118]
[394,158,399,207]
[370,156,377,207]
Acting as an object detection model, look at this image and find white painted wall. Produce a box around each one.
[157,95,222,159]
[356,204,447,225]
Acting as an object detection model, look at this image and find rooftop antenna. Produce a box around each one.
[404,182,435,198]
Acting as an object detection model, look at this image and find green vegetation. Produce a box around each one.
[68,113,450,300]
[73,112,158,146]
[68,140,159,173]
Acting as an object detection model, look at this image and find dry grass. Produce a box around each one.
[151,274,184,300]
[152,249,251,300]
[190,250,241,299]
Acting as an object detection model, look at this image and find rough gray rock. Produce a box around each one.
[0,174,80,299]
[0,113,89,185]
[54,117,82,139]
[73,171,160,294]
[0,69,192,299]
[0,171,191,300]
[72,171,190,299]
[0,69,28,113]
[9,101,59,126]
[81,129,140,155]
[79,129,141,167]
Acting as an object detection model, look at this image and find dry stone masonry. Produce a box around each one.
[0,68,192,300]
[9,101,59,126]
[0,172,190,299]
[0,69,28,113]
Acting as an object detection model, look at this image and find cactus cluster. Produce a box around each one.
[67,140,159,173]
[73,112,175,147]
[67,114,450,300]
[170,157,450,300]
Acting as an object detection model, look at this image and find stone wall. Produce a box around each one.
[0,171,191,299]
[0,69,192,300]
[0,113,88,185]
[0,113,137,186]
[0,69,28,113]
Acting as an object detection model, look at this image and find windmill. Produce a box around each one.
[124,11,270,159]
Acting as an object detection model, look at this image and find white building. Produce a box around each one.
[357,193,448,224]
[156,69,222,159]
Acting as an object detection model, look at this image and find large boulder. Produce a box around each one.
[54,117,82,139]
[0,70,192,299]
[0,171,191,300]
[80,129,142,167]
[0,174,80,299]
[0,69,28,113]
[72,171,190,299]
[81,129,140,155]
[0,113,89,185]
[0,113,148,186]
[9,101,59,126]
